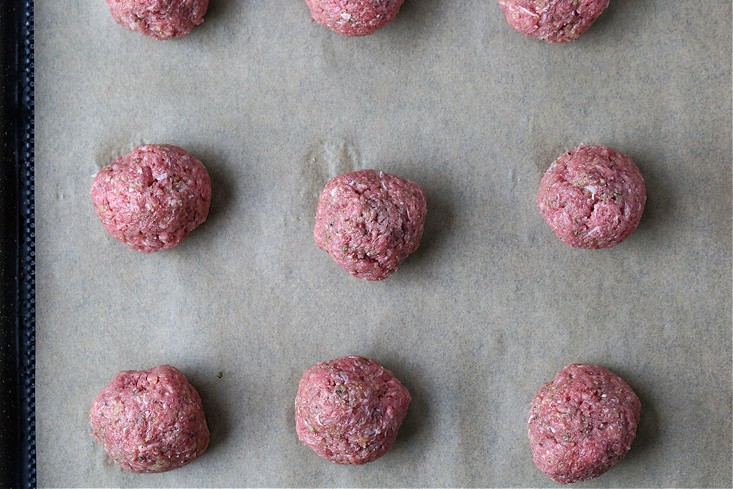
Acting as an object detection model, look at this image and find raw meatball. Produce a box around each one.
[528,364,641,484]
[91,144,211,253]
[89,365,210,473]
[304,0,404,37]
[314,169,427,280]
[498,0,609,43]
[106,0,209,40]
[537,145,645,249]
[294,355,411,464]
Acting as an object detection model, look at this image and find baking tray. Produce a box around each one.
[31,1,733,487]
[0,0,35,487]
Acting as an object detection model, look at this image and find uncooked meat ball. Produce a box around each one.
[537,145,646,249]
[304,0,404,37]
[91,144,211,253]
[106,0,209,40]
[314,169,427,280]
[528,364,641,484]
[89,365,210,473]
[498,0,609,43]
[294,355,411,464]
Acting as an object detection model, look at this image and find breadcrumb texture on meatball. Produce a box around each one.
[314,169,427,280]
[89,365,210,473]
[106,0,209,40]
[537,145,646,249]
[528,363,641,484]
[498,0,609,43]
[304,0,404,36]
[91,144,211,253]
[295,355,411,464]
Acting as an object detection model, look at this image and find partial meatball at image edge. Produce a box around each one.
[294,355,411,464]
[528,363,641,484]
[497,0,610,43]
[106,0,209,40]
[89,365,210,473]
[314,169,428,280]
[304,0,405,37]
[91,144,212,253]
[537,145,646,249]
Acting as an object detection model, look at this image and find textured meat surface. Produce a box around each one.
[537,145,645,249]
[295,356,411,464]
[89,365,210,473]
[304,0,404,36]
[106,0,209,40]
[91,144,211,253]
[314,169,427,280]
[498,0,609,43]
[528,364,641,484]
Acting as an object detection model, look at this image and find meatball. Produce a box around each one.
[304,0,404,37]
[294,355,411,464]
[314,169,427,280]
[497,0,609,43]
[528,364,641,484]
[106,0,209,40]
[91,144,211,253]
[89,365,210,473]
[537,145,646,249]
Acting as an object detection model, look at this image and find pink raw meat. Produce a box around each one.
[295,355,411,464]
[537,145,645,249]
[304,0,404,37]
[106,0,209,40]
[498,0,609,43]
[91,144,211,253]
[90,365,210,473]
[314,169,427,280]
[528,364,641,484]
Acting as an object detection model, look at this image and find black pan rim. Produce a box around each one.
[1,0,36,487]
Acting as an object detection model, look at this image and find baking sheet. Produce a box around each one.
[34,1,731,487]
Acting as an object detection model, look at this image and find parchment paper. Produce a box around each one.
[34,1,731,487]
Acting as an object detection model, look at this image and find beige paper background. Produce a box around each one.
[35,1,731,487]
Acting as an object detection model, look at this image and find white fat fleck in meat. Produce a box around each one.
[517,5,540,18]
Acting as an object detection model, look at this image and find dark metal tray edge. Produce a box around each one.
[1,0,35,487]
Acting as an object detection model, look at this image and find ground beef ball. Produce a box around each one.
[89,365,210,473]
[497,0,609,43]
[528,364,641,484]
[537,145,646,249]
[91,144,211,253]
[314,169,427,280]
[304,0,404,37]
[106,0,209,40]
[294,355,411,464]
